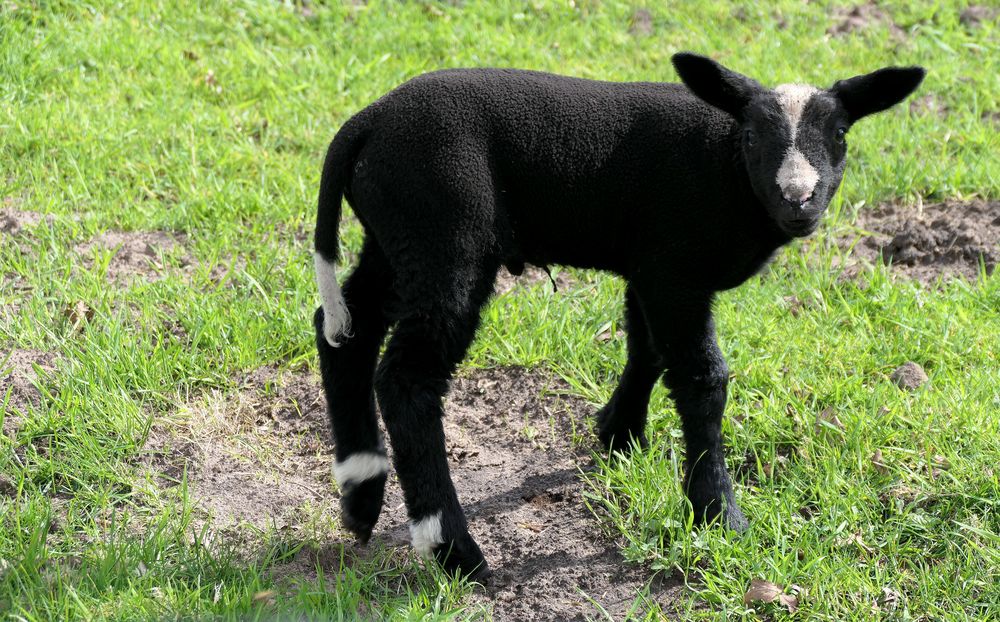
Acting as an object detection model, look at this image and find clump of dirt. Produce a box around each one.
[890,362,928,391]
[0,473,15,497]
[628,8,654,37]
[908,93,949,118]
[2,207,38,316]
[0,207,48,234]
[959,5,998,27]
[839,200,999,283]
[1,272,30,318]
[1,349,57,435]
[75,231,190,282]
[494,265,575,296]
[74,230,243,288]
[827,2,906,40]
[142,365,680,620]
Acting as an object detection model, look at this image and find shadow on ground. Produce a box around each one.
[139,365,683,620]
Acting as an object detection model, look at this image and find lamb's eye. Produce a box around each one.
[835,127,847,144]
[744,129,756,146]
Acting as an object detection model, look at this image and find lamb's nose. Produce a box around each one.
[783,191,813,209]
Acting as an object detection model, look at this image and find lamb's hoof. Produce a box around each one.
[595,406,648,454]
[724,505,750,533]
[340,476,387,543]
[713,502,749,533]
[694,499,749,533]
[596,418,648,455]
[434,534,491,583]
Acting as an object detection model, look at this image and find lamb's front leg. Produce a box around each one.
[638,289,748,531]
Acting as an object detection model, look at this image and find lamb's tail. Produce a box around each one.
[314,112,371,347]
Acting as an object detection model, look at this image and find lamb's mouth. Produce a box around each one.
[779,216,821,237]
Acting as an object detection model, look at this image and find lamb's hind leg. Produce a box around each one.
[315,238,393,542]
[596,286,663,452]
[374,264,498,581]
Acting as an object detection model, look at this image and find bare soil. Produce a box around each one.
[139,367,337,531]
[73,229,242,287]
[838,200,999,283]
[628,8,654,37]
[443,368,683,620]
[827,2,906,40]
[2,207,44,317]
[1,349,57,436]
[1,207,48,234]
[75,231,189,282]
[141,365,681,620]
[494,265,575,296]
[959,5,998,27]
[908,93,949,119]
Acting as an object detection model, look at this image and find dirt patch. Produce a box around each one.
[3,206,48,312]
[75,231,190,283]
[827,2,906,40]
[495,265,575,296]
[444,368,683,620]
[890,361,928,391]
[1,349,57,435]
[959,5,998,27]
[1,207,49,234]
[1,272,30,318]
[139,366,338,530]
[838,200,999,283]
[908,93,949,118]
[628,8,654,37]
[142,366,679,620]
[74,230,241,287]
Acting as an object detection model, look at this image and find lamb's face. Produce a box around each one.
[741,86,848,238]
[671,52,925,239]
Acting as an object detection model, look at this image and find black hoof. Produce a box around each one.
[602,431,649,454]
[693,498,749,533]
[597,427,649,454]
[596,407,648,453]
[340,476,387,543]
[721,503,750,533]
[434,533,491,583]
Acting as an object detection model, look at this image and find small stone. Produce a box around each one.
[890,362,928,391]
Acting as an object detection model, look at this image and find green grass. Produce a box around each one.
[1,0,998,619]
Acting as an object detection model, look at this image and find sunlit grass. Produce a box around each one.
[1,0,997,619]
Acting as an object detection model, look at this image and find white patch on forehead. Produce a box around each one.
[774,84,820,203]
[774,83,819,140]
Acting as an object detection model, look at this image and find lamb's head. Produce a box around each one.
[672,53,925,238]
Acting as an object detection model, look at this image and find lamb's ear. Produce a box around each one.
[671,52,764,120]
[830,66,926,124]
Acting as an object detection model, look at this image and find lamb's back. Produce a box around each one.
[364,68,728,179]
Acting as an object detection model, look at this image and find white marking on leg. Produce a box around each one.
[314,252,351,347]
[774,84,820,201]
[409,511,444,559]
[333,451,389,488]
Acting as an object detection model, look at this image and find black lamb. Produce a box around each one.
[312,52,925,580]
